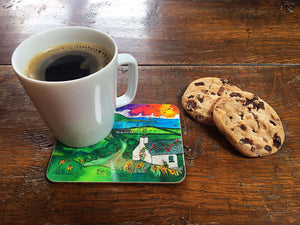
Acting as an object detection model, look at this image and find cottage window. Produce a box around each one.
[169,156,175,163]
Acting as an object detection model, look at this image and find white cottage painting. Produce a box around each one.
[132,136,182,168]
[47,104,185,183]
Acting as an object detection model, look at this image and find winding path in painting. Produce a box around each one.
[83,140,128,170]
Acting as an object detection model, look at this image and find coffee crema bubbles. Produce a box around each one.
[24,42,112,82]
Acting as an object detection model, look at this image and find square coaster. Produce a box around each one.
[46,104,186,183]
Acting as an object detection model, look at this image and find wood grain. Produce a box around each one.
[1,0,299,224]
[0,0,299,65]
[1,65,299,224]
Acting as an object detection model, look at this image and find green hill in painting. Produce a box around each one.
[129,126,181,135]
[114,113,145,122]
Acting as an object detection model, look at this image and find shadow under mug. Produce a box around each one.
[12,26,138,147]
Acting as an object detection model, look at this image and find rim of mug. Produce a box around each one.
[11,26,118,84]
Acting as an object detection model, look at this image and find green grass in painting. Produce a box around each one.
[47,155,133,182]
[47,123,185,183]
[48,151,185,183]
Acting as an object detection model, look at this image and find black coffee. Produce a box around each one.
[24,42,112,81]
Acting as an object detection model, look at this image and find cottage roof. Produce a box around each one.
[144,139,182,156]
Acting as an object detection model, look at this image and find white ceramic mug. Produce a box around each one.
[12,26,138,147]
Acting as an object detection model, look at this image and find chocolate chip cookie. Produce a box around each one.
[213,91,285,157]
[182,77,241,125]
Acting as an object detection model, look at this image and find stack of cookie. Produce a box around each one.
[182,77,284,157]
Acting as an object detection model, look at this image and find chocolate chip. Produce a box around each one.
[201,89,208,93]
[244,96,262,111]
[244,98,253,107]
[273,133,281,148]
[240,138,253,145]
[211,92,216,95]
[187,100,196,111]
[264,145,272,152]
[220,78,229,84]
[217,86,225,96]
[188,95,194,99]
[251,112,260,128]
[257,101,265,110]
[230,92,242,98]
[252,95,258,101]
[229,116,233,120]
[251,112,258,120]
[269,120,276,126]
[240,124,247,131]
[197,95,204,103]
[239,113,244,120]
[195,82,205,86]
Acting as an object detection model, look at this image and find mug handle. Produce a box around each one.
[116,54,138,108]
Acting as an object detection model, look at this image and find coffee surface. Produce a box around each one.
[24,42,112,81]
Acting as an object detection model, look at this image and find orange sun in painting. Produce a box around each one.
[157,104,178,118]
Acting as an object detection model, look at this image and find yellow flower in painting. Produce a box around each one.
[150,165,161,176]
[66,165,73,171]
[168,169,176,175]
[59,159,66,165]
[124,161,133,172]
[135,162,145,169]
[168,169,179,176]
[151,165,159,172]
[159,165,168,175]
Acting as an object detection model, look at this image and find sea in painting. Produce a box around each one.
[46,104,185,183]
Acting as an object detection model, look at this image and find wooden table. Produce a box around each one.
[1,0,299,224]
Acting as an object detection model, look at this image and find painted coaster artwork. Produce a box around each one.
[46,104,186,183]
